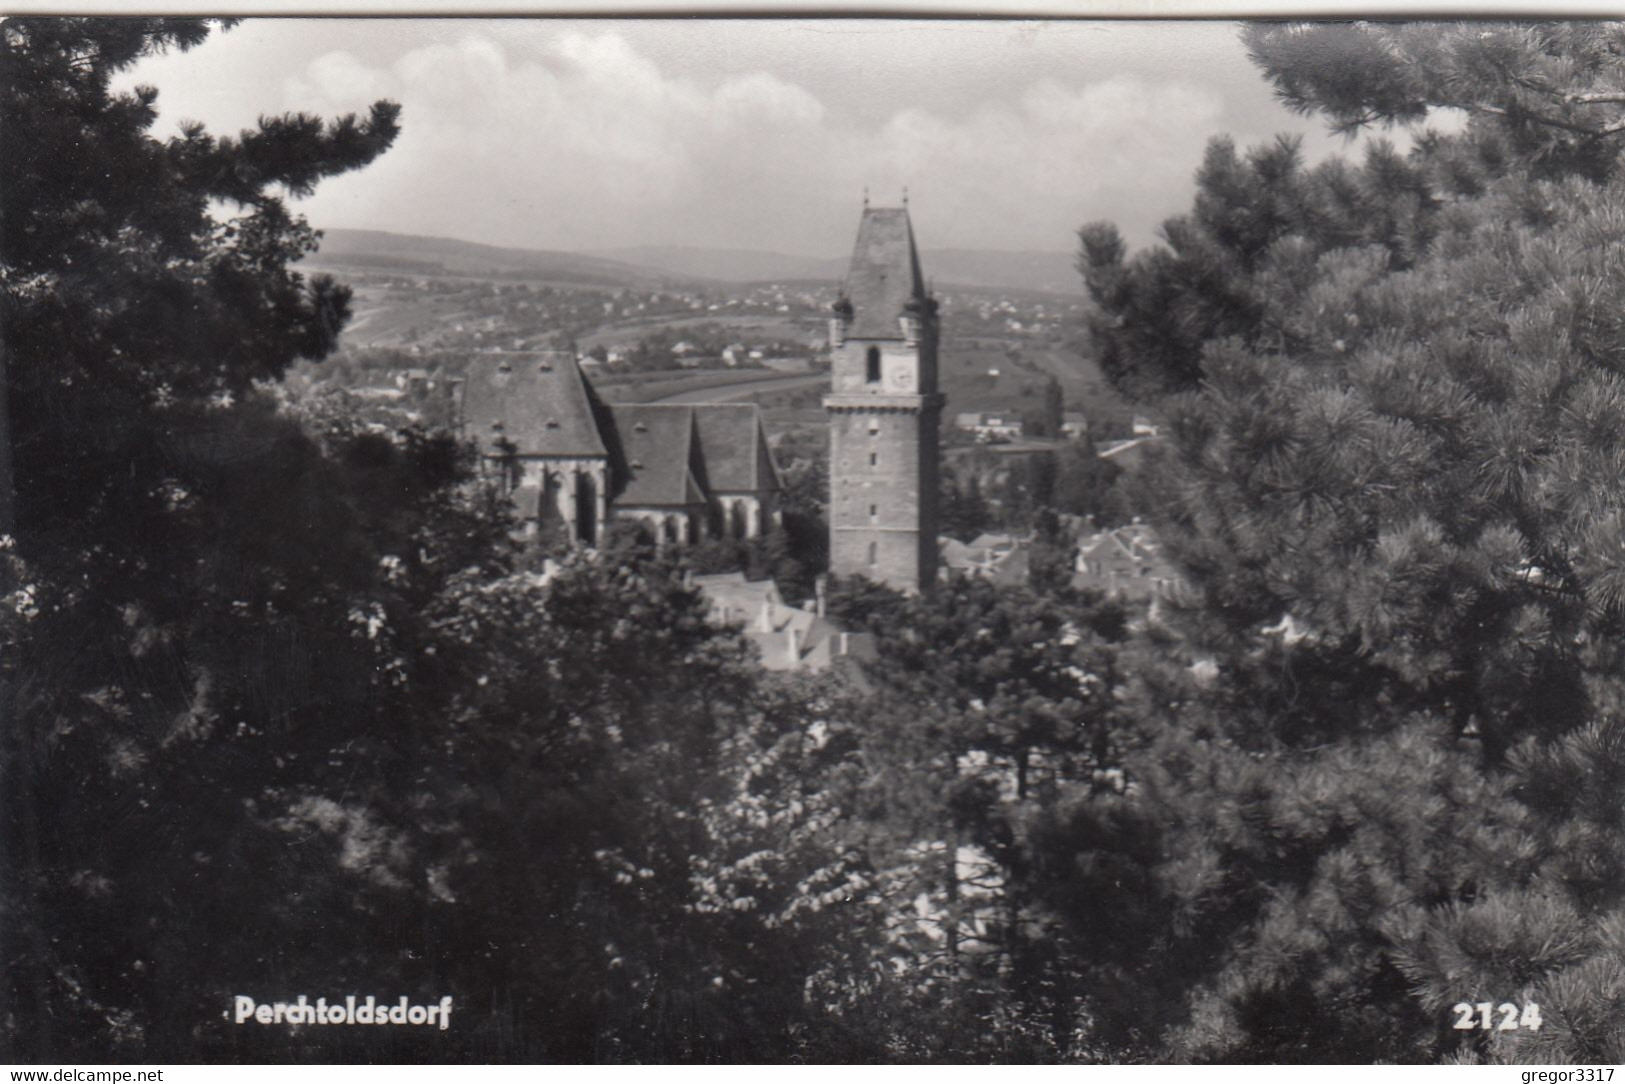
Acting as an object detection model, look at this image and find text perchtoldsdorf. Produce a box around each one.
[233,995,453,1030]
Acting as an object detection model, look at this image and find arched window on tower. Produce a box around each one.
[867,541,878,566]
[865,346,881,384]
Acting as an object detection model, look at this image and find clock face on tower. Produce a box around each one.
[888,364,915,392]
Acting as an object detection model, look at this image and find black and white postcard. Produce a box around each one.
[4,14,1624,1067]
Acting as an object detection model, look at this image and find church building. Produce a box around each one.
[459,350,783,546]
[456,200,944,591]
[825,204,943,593]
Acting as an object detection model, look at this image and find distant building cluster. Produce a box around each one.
[691,572,875,675]
[950,410,1089,443]
[954,411,1026,441]
[1070,519,1178,599]
[939,532,1030,586]
[949,294,1072,339]
[935,520,1178,599]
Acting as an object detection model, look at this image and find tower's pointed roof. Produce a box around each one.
[843,206,927,340]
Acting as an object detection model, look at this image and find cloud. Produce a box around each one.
[845,76,1225,249]
[137,24,1246,256]
[285,51,392,110]
[282,31,837,251]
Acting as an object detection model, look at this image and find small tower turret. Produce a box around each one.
[830,293,854,348]
[900,294,935,346]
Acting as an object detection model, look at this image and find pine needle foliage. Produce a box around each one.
[1053,20,1625,1063]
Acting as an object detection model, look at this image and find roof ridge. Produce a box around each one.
[682,407,703,504]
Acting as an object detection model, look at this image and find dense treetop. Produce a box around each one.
[1067,19,1625,1063]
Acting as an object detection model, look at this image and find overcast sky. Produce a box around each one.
[118,19,1371,258]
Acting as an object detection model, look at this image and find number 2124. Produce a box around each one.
[1451,1002,1542,1031]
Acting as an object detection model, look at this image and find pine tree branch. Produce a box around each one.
[1462,101,1616,139]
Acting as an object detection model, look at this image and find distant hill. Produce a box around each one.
[591,246,846,284]
[305,228,690,289]
[302,228,1083,296]
[927,249,1081,296]
[594,244,1081,295]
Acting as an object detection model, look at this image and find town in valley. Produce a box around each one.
[293,206,1173,652]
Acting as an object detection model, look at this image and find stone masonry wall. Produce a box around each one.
[829,405,935,591]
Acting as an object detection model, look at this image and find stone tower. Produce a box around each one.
[825,204,942,592]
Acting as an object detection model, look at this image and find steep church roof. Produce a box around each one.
[609,404,707,508]
[457,352,784,514]
[842,206,928,340]
[690,403,782,494]
[461,352,608,458]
